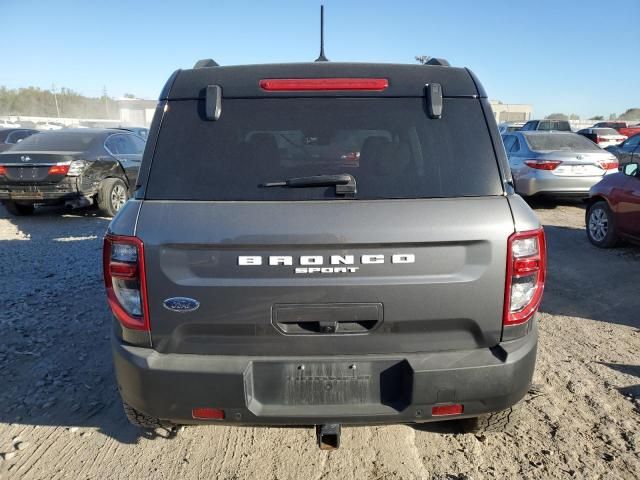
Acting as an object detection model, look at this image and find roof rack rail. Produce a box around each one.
[425,58,450,67]
[193,59,220,69]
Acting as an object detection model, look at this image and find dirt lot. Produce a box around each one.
[0,202,638,480]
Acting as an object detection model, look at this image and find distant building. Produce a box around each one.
[489,100,533,123]
[116,98,157,127]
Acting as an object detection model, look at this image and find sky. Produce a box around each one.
[2,0,639,118]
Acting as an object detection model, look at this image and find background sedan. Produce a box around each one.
[0,129,145,216]
[586,162,640,247]
[577,127,626,148]
[605,134,640,166]
[502,131,619,198]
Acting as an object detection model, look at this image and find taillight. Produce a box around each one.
[595,136,602,144]
[103,234,149,331]
[504,228,546,326]
[48,164,70,175]
[524,160,562,170]
[340,151,360,162]
[0,165,6,176]
[67,160,87,177]
[598,159,619,170]
[259,78,389,91]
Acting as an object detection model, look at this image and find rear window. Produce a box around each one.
[10,131,98,152]
[537,120,571,131]
[146,98,503,200]
[594,128,619,136]
[525,133,602,152]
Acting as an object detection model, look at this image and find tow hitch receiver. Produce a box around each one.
[316,424,341,450]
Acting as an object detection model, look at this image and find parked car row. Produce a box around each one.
[0,128,146,216]
[500,127,640,250]
[0,119,149,136]
[592,121,640,138]
[499,119,639,151]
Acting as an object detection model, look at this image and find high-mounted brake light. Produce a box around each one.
[103,234,149,331]
[504,228,546,326]
[524,160,562,171]
[259,78,389,92]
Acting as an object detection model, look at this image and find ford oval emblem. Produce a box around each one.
[163,297,200,313]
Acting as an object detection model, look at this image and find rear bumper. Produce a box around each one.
[113,321,538,425]
[515,172,605,197]
[0,179,83,203]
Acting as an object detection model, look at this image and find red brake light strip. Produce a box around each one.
[259,78,389,92]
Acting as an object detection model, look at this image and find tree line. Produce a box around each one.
[546,109,640,122]
[0,86,120,119]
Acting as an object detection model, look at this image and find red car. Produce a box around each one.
[586,162,640,247]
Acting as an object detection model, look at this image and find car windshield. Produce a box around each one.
[9,131,97,151]
[146,97,503,201]
[525,133,602,152]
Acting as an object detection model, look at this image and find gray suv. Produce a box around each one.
[104,60,546,449]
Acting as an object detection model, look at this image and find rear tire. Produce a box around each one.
[586,201,619,248]
[97,178,128,217]
[458,405,521,434]
[122,401,177,430]
[4,201,35,216]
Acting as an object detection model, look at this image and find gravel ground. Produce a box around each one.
[0,201,638,480]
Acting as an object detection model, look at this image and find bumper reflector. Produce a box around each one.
[192,407,225,420]
[432,404,464,416]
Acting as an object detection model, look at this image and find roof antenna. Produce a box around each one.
[315,5,329,62]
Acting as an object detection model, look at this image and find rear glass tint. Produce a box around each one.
[146,98,503,200]
[525,133,602,152]
[10,131,98,152]
[537,121,571,131]
[594,128,619,136]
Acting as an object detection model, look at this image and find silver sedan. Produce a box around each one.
[502,131,619,197]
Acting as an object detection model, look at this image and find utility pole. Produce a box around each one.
[103,86,110,118]
[52,83,61,118]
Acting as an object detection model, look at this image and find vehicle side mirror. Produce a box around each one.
[623,162,639,177]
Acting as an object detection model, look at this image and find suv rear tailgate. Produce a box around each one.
[138,197,514,356]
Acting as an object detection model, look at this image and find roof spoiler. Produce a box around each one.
[424,58,450,67]
[194,59,220,68]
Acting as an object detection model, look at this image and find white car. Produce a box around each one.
[498,122,525,135]
[37,121,65,130]
[577,128,627,148]
[0,119,21,128]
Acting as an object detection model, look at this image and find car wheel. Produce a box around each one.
[458,404,521,434]
[586,201,619,248]
[4,201,35,216]
[122,401,178,431]
[98,178,128,217]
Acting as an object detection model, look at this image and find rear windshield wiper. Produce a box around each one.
[260,174,356,196]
